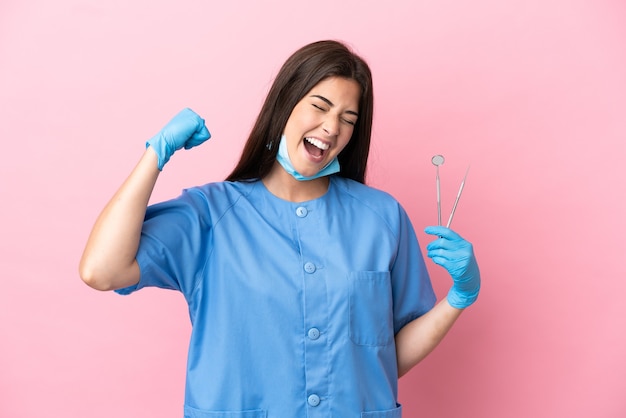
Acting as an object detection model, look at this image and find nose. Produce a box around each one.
[322,115,340,137]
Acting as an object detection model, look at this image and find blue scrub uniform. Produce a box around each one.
[117,176,436,418]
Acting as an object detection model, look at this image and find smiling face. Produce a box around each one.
[282,76,361,178]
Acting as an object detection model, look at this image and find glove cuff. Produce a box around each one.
[447,286,480,309]
[146,136,170,171]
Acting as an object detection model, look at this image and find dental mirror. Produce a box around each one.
[431,155,445,166]
[431,155,445,226]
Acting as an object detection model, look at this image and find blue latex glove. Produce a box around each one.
[424,226,480,309]
[146,108,211,170]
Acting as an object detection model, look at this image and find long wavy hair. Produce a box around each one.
[225,40,374,184]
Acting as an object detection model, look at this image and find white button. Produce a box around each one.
[304,262,316,273]
[308,328,320,340]
[307,394,320,407]
[296,206,308,217]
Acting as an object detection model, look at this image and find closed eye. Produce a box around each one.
[310,95,358,126]
[311,103,356,126]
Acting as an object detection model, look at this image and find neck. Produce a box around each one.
[262,161,330,202]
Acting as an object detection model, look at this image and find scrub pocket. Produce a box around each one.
[349,271,394,346]
[361,404,403,417]
[183,407,267,418]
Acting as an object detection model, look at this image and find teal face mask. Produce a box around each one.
[276,134,340,181]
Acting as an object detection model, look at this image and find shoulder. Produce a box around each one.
[331,177,410,229]
[185,180,256,201]
[155,180,258,223]
[332,176,402,211]
[185,178,258,203]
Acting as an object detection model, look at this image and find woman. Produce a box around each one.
[79,40,480,418]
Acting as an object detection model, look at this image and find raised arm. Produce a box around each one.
[396,226,481,376]
[79,108,211,291]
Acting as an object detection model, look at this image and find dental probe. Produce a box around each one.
[446,166,470,228]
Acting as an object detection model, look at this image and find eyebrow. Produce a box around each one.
[310,94,359,117]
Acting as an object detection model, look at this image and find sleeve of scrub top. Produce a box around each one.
[115,188,211,298]
[391,205,437,334]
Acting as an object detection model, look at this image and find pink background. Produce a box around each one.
[1,0,625,416]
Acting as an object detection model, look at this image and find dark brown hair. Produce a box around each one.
[225,40,374,184]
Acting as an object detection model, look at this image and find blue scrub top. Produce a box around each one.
[117,176,436,418]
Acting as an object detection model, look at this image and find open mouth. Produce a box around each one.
[303,137,329,159]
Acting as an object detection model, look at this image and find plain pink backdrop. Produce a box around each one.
[1,0,625,417]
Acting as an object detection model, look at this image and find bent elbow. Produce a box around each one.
[79,262,114,291]
[79,256,139,291]
[78,255,120,291]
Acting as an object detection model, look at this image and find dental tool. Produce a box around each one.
[446,166,470,228]
[431,155,470,228]
[431,155,445,226]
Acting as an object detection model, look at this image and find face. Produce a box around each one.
[282,76,361,178]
